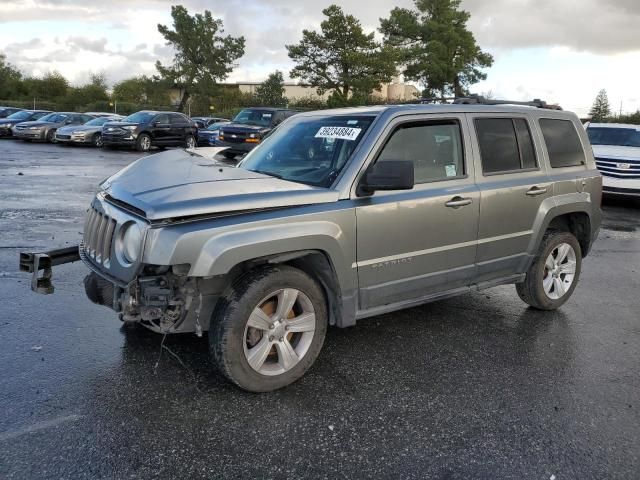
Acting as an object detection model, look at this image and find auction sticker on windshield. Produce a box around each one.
[315,126,362,141]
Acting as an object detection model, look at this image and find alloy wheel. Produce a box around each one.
[542,242,577,299]
[243,288,316,376]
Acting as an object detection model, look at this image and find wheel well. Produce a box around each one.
[223,250,342,326]
[547,212,592,256]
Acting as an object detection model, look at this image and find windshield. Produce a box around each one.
[239,115,375,187]
[39,113,69,123]
[85,117,110,126]
[7,111,32,120]
[233,109,275,127]
[206,121,228,131]
[124,111,156,124]
[587,127,640,147]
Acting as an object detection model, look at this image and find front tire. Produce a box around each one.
[210,265,328,392]
[46,129,57,143]
[92,133,103,148]
[184,134,196,149]
[516,230,582,310]
[136,133,151,152]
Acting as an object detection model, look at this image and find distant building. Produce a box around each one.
[167,78,420,107]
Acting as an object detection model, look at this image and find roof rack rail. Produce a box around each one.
[453,94,562,110]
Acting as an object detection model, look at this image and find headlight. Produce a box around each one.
[249,133,256,138]
[123,125,137,131]
[29,126,40,130]
[118,222,142,264]
[5,123,13,128]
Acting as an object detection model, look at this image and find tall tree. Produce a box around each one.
[287,5,398,104]
[156,5,245,112]
[254,70,287,107]
[380,0,493,98]
[589,89,611,122]
[0,54,23,98]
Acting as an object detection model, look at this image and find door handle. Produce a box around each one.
[526,186,548,196]
[445,196,473,208]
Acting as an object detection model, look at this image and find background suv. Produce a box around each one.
[13,112,94,142]
[587,122,640,197]
[0,110,51,137]
[101,111,197,151]
[218,107,298,159]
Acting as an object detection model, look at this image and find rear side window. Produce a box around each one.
[475,118,538,174]
[170,114,185,125]
[539,119,585,167]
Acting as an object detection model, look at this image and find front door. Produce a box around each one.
[469,114,552,281]
[355,115,479,311]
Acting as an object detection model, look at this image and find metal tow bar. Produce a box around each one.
[19,246,81,294]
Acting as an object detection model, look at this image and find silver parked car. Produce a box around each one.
[21,99,602,392]
[13,112,95,143]
[56,115,124,147]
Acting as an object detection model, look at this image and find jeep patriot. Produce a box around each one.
[21,99,602,391]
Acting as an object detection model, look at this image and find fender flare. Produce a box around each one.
[189,221,356,293]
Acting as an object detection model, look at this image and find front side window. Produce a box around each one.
[239,115,374,187]
[475,118,538,174]
[539,119,585,168]
[377,121,465,183]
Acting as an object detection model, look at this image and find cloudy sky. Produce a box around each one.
[1,0,639,116]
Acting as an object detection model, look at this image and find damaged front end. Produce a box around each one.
[83,265,206,335]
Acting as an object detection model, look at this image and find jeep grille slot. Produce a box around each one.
[83,207,116,266]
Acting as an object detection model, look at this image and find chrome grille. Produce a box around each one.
[83,207,116,266]
[595,157,640,179]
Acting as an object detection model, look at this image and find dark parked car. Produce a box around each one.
[196,121,231,146]
[0,106,23,118]
[56,115,123,147]
[101,111,197,152]
[217,108,299,159]
[0,110,51,137]
[13,112,95,143]
[191,116,230,129]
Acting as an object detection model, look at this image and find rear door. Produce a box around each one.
[355,114,479,311]
[469,113,552,282]
[169,114,188,144]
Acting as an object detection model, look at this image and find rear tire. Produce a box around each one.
[210,265,328,392]
[136,133,151,152]
[516,230,582,310]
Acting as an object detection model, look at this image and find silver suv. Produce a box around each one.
[21,99,602,392]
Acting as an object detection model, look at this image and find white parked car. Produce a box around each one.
[586,123,640,197]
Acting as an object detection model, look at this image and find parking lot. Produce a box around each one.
[0,139,639,479]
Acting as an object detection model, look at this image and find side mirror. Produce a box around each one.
[357,160,414,196]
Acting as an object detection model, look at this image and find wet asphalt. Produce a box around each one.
[0,139,639,480]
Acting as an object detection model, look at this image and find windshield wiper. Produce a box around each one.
[249,169,283,179]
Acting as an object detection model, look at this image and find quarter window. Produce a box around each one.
[475,118,538,174]
[377,121,465,184]
[539,119,585,168]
